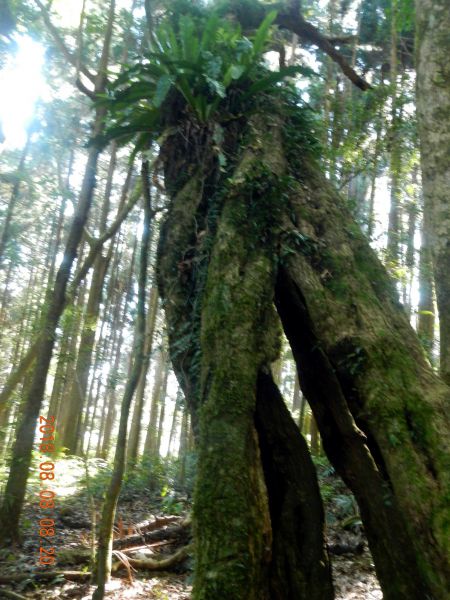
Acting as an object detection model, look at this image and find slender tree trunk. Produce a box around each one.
[291,372,300,412]
[177,406,189,487]
[47,282,87,426]
[403,190,418,315]
[92,161,152,600]
[386,1,402,270]
[100,237,137,459]
[167,389,182,456]
[417,211,435,359]
[367,116,382,239]
[309,416,319,455]
[156,365,169,455]
[127,285,159,465]
[143,346,168,457]
[59,254,109,453]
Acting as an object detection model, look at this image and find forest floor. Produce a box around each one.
[0,503,382,600]
[0,457,382,599]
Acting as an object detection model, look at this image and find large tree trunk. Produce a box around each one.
[157,117,334,599]
[274,154,450,598]
[416,0,450,384]
[157,106,449,599]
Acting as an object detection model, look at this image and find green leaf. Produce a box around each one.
[177,76,197,111]
[218,152,227,168]
[200,13,220,51]
[206,77,226,98]
[223,64,245,86]
[203,51,222,79]
[180,15,200,63]
[252,10,277,56]
[113,81,155,107]
[129,132,153,163]
[153,74,174,107]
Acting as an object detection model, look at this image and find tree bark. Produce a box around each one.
[274,154,450,598]
[416,0,450,384]
[255,369,333,600]
[127,286,159,465]
[157,116,334,599]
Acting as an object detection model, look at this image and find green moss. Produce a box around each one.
[191,125,287,598]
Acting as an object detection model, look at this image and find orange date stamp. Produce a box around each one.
[37,415,56,566]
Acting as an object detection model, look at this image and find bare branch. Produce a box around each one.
[33,0,96,84]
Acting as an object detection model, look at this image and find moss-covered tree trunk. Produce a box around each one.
[157,104,449,599]
[157,117,333,599]
[274,156,450,598]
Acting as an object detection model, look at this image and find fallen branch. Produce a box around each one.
[113,519,190,551]
[112,550,135,583]
[111,544,192,573]
[129,515,181,536]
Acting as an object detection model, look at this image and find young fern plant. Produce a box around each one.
[96,8,314,151]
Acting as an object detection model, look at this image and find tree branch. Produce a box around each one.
[76,76,96,99]
[33,0,96,84]
[276,5,372,91]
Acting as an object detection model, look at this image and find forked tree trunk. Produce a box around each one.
[157,102,449,598]
[157,118,334,599]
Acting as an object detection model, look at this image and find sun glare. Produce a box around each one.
[0,35,45,150]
